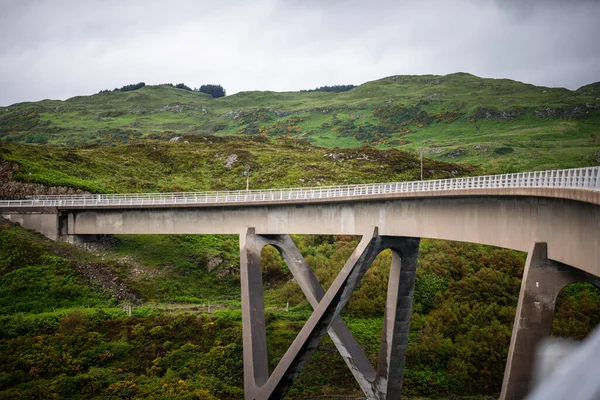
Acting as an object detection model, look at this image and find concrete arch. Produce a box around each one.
[551,280,600,337]
[239,229,420,399]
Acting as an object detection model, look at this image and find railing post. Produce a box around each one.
[568,169,572,187]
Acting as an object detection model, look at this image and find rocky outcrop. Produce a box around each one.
[385,76,446,85]
[163,104,184,114]
[0,160,90,199]
[222,107,335,122]
[207,257,223,272]
[471,107,521,121]
[75,261,140,303]
[534,103,598,119]
[76,235,121,253]
[224,154,238,168]
[442,149,466,159]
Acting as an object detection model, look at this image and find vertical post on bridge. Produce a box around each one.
[239,228,270,394]
[375,237,420,399]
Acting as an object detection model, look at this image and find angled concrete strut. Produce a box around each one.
[500,242,600,400]
[240,227,420,400]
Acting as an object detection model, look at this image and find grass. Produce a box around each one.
[0,137,478,194]
[110,234,240,302]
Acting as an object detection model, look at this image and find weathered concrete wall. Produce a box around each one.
[1,213,59,241]
[62,196,600,277]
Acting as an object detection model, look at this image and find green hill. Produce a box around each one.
[2,73,600,171]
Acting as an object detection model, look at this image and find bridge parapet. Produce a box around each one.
[1,167,599,209]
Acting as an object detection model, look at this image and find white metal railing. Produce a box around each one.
[1,167,599,209]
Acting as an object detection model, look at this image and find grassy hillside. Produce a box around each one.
[0,137,477,195]
[2,73,599,171]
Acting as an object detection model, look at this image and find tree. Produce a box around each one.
[197,84,226,98]
[117,82,145,92]
[300,85,356,93]
[175,83,192,91]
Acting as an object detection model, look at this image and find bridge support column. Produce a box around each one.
[500,242,600,400]
[57,212,102,244]
[59,234,101,245]
[239,228,419,400]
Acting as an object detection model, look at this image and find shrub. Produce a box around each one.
[175,83,192,91]
[197,84,226,98]
[117,82,145,92]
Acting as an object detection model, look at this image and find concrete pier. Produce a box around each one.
[500,242,600,400]
[240,228,420,399]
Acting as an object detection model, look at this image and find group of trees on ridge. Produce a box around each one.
[160,83,193,91]
[98,82,226,98]
[98,82,147,93]
[159,83,226,98]
[300,84,356,93]
[197,84,226,98]
[100,82,352,97]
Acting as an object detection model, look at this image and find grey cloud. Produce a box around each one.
[0,0,599,105]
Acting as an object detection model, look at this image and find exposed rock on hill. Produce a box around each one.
[0,160,89,199]
[75,262,140,303]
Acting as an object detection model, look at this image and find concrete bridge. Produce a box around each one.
[2,167,600,400]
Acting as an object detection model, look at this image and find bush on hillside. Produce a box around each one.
[175,83,192,91]
[300,84,356,93]
[116,82,146,92]
[197,84,226,98]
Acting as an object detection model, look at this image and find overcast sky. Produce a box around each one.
[1,0,599,106]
